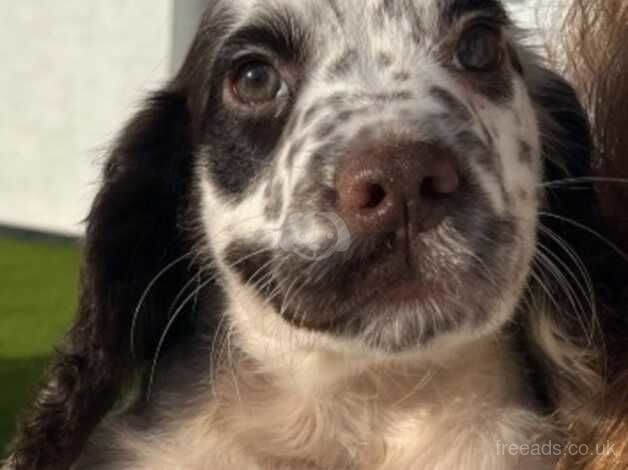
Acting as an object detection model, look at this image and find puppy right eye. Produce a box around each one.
[231,61,286,105]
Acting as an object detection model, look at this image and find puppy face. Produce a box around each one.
[192,0,542,357]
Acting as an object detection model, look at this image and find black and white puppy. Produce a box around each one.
[6,1,610,469]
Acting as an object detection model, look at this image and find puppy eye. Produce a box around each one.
[232,61,284,105]
[456,26,502,71]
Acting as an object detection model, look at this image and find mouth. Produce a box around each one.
[268,230,481,333]
[223,205,517,351]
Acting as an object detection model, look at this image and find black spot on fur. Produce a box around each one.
[336,109,355,123]
[285,136,306,169]
[393,71,412,82]
[302,102,323,126]
[325,0,345,24]
[457,130,494,172]
[478,119,495,149]
[372,91,413,103]
[329,49,358,77]
[430,86,473,123]
[376,52,394,69]
[316,122,338,141]
[373,0,396,22]
[264,181,284,220]
[473,214,517,268]
[519,140,533,165]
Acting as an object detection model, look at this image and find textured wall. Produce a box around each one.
[0,1,547,235]
[0,1,172,234]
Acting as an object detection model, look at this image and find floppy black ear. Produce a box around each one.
[529,69,602,265]
[6,85,211,469]
[527,66,628,362]
[533,68,628,306]
[4,4,234,467]
[525,68,623,307]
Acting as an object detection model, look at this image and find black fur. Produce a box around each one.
[6,87,211,470]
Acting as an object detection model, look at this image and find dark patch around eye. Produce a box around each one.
[203,6,310,200]
[204,80,291,198]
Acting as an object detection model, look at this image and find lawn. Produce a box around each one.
[0,236,79,454]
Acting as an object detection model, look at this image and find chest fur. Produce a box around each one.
[111,343,556,470]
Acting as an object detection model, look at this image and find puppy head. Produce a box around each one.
[10,2,601,468]
[184,0,544,359]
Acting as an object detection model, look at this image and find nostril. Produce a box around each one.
[344,179,388,212]
[361,183,387,209]
[420,176,455,199]
[420,159,460,199]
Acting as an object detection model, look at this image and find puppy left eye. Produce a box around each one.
[232,61,286,105]
[456,26,503,71]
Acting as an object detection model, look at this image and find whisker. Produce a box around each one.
[537,224,596,309]
[540,176,628,188]
[146,274,218,399]
[130,252,195,358]
[540,211,628,263]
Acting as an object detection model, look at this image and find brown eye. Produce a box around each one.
[457,26,502,71]
[233,62,284,105]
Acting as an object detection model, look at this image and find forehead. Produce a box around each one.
[225,0,507,43]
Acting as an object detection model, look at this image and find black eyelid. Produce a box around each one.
[462,18,504,35]
[225,47,280,70]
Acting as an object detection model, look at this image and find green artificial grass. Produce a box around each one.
[0,236,79,453]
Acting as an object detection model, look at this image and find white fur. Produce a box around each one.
[88,333,557,470]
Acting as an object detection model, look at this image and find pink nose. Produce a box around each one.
[335,140,460,237]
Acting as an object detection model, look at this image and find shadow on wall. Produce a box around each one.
[0,356,50,455]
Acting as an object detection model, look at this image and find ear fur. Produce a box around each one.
[4,4,233,468]
[5,86,212,470]
[522,31,628,470]
[528,65,627,349]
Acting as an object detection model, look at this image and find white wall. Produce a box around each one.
[0,1,173,235]
[0,1,546,236]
